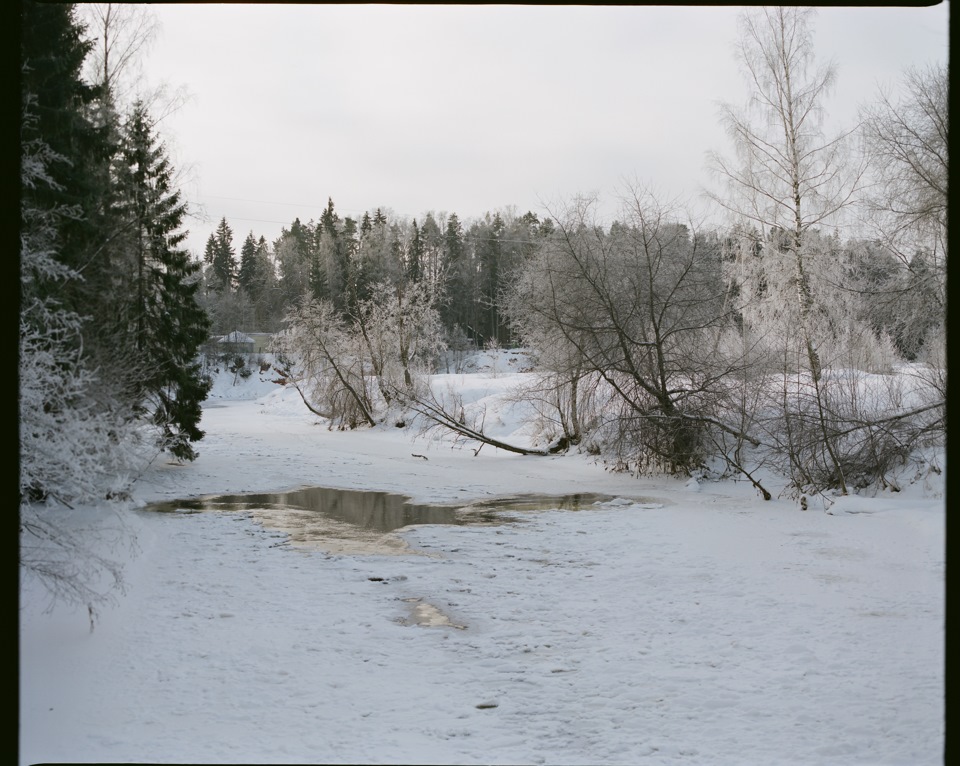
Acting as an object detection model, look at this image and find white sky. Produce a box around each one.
[132,4,949,256]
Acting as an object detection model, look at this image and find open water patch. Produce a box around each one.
[143,487,665,555]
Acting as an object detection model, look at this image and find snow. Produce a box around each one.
[19,352,945,765]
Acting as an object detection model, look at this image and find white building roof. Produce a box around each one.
[220,331,254,344]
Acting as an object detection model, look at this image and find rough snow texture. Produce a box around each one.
[20,353,944,765]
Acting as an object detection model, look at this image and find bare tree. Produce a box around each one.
[79,3,189,124]
[79,4,159,102]
[507,186,759,477]
[859,62,947,358]
[860,63,947,259]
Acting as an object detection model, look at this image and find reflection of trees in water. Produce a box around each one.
[146,488,653,539]
[275,488,461,533]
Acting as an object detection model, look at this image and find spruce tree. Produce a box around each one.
[238,231,260,295]
[320,197,339,236]
[253,235,280,329]
[340,216,359,313]
[441,212,470,334]
[210,217,236,291]
[114,101,211,461]
[20,0,114,323]
[473,213,505,343]
[407,219,424,284]
[203,232,217,265]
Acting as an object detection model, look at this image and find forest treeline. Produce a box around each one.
[199,202,551,350]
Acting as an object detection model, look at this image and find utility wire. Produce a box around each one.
[196,193,421,223]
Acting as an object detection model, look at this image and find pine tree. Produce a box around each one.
[354,209,396,303]
[114,101,211,461]
[307,216,328,303]
[316,199,357,314]
[275,219,314,305]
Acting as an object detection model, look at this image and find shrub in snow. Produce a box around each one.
[275,281,446,429]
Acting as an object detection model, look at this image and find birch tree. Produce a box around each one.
[78,2,187,122]
[79,3,159,102]
[708,6,866,494]
[708,6,863,380]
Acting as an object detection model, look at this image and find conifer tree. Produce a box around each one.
[274,219,311,305]
[253,235,281,329]
[238,230,260,294]
[113,101,211,461]
[407,219,424,284]
[473,213,505,343]
[440,212,470,334]
[203,232,217,263]
[210,217,237,291]
[20,0,114,321]
[339,216,360,313]
[320,197,339,235]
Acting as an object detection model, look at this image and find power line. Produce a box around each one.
[190,194,558,229]
[203,194,322,207]
[194,194,411,221]
[186,209,295,227]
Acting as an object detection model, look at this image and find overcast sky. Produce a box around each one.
[131,4,949,256]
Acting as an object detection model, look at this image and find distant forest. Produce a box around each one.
[199,203,552,349]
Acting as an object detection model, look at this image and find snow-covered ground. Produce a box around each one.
[19,352,945,765]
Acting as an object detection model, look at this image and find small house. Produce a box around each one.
[219,331,255,354]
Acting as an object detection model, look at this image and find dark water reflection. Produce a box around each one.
[144,488,654,554]
[148,487,499,532]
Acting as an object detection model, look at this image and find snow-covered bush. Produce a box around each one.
[273,298,375,427]
[19,101,151,507]
[275,281,447,429]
